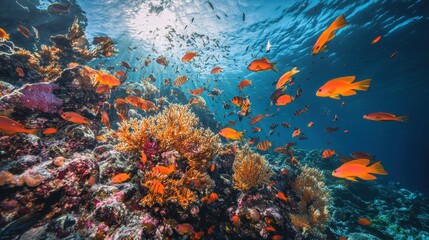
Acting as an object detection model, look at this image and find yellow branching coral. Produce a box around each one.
[232,146,273,192]
[289,165,331,239]
[116,104,221,170]
[140,171,197,209]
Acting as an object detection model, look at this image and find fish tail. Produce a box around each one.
[291,67,300,74]
[352,79,371,91]
[271,63,278,72]
[368,161,388,175]
[27,128,39,135]
[397,116,409,122]
[330,14,348,31]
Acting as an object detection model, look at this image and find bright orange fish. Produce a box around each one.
[140,152,147,165]
[371,36,382,44]
[94,72,121,88]
[42,127,58,135]
[111,173,131,183]
[125,96,158,112]
[231,215,240,226]
[276,191,288,202]
[0,116,38,135]
[150,180,165,195]
[275,94,294,106]
[210,163,216,172]
[61,112,91,125]
[322,149,335,158]
[265,226,276,232]
[210,66,222,74]
[202,192,219,203]
[316,76,371,100]
[363,112,408,122]
[188,87,206,96]
[292,128,301,138]
[0,28,9,40]
[312,14,348,55]
[192,231,205,240]
[175,223,195,235]
[252,127,261,133]
[95,84,110,94]
[182,51,197,62]
[219,127,243,141]
[275,67,299,89]
[332,159,388,182]
[357,217,372,226]
[114,70,126,77]
[238,79,252,90]
[101,111,111,130]
[152,163,176,175]
[16,67,25,77]
[307,122,314,127]
[272,235,284,240]
[247,57,277,72]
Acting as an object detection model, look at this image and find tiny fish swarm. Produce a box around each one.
[232,145,273,191]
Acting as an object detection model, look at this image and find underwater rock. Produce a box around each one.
[94,198,128,227]
[0,134,42,160]
[16,83,62,113]
[348,233,381,240]
[64,124,96,151]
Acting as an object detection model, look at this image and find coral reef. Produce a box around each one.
[289,165,331,239]
[232,146,273,192]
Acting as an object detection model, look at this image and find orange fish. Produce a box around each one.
[188,87,206,96]
[363,112,408,122]
[16,67,25,77]
[210,163,216,172]
[322,149,335,158]
[332,159,388,182]
[182,51,197,62]
[357,217,372,226]
[247,57,277,72]
[96,135,106,141]
[61,112,91,125]
[275,94,294,106]
[125,96,157,112]
[292,128,301,138]
[114,70,126,77]
[252,127,261,133]
[42,127,58,135]
[316,76,371,100]
[265,226,276,232]
[249,114,265,124]
[339,236,348,240]
[0,28,9,40]
[205,192,219,203]
[111,173,131,183]
[210,66,222,74]
[174,75,188,86]
[272,235,284,240]
[257,140,272,151]
[231,215,240,226]
[268,181,276,187]
[276,191,288,202]
[152,163,176,175]
[17,25,30,38]
[101,111,111,130]
[140,152,147,165]
[150,180,165,195]
[0,116,38,135]
[371,35,382,44]
[95,72,121,88]
[207,225,215,235]
[307,122,314,127]
[219,127,243,141]
[238,79,252,90]
[95,84,110,94]
[175,223,195,235]
[276,67,299,89]
[312,14,348,55]
[192,231,205,240]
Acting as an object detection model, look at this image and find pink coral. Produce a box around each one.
[18,83,62,113]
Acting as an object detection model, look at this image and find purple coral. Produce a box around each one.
[142,139,160,161]
[18,83,62,113]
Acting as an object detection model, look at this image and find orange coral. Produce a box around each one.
[289,165,331,238]
[232,146,273,192]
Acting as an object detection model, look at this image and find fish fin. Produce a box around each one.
[28,129,39,135]
[352,79,371,91]
[271,63,278,72]
[358,173,377,181]
[291,67,300,74]
[397,116,409,122]
[329,94,341,100]
[330,76,355,83]
[368,161,388,175]
[261,57,270,63]
[341,89,357,96]
[343,159,371,166]
[328,31,336,41]
[320,44,328,52]
[330,14,348,31]
[345,176,358,182]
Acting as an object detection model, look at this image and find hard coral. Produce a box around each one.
[232,146,273,192]
[289,165,331,239]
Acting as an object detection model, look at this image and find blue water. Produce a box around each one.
[61,0,429,194]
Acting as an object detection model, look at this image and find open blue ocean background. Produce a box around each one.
[57,0,429,194]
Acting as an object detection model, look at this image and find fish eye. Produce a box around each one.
[318,89,322,92]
